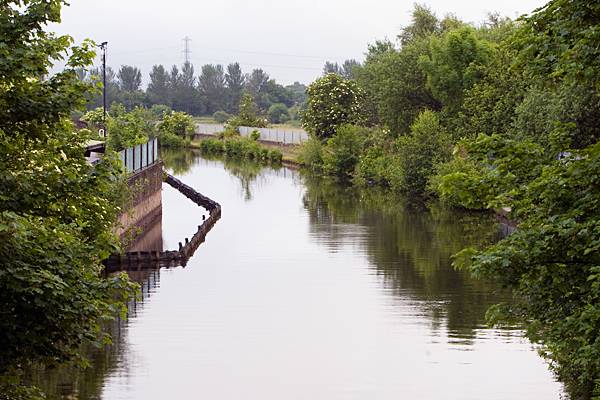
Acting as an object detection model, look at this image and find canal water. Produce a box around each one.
[36,150,563,399]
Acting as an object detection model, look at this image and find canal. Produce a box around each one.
[36,149,563,399]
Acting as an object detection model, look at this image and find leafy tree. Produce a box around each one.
[455,142,600,398]
[225,62,245,114]
[285,81,307,106]
[0,0,136,394]
[398,4,440,46]
[419,27,493,112]
[323,60,361,80]
[198,64,226,114]
[394,110,451,194]
[322,125,366,177]
[267,103,290,124]
[323,61,341,76]
[176,62,199,115]
[244,68,270,108]
[117,65,142,92]
[302,73,365,139]
[87,66,119,110]
[147,65,170,107]
[213,110,232,123]
[228,93,267,129]
[357,38,439,135]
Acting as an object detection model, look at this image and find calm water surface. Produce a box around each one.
[40,150,564,399]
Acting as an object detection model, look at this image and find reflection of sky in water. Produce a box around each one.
[97,155,562,400]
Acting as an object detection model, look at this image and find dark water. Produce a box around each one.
[35,149,563,399]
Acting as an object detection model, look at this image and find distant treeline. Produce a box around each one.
[78,62,308,119]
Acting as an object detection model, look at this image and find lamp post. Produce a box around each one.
[99,41,108,135]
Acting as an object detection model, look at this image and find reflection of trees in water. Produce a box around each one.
[160,147,200,175]
[28,270,161,400]
[302,174,513,340]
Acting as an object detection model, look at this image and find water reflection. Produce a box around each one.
[28,270,161,400]
[301,175,510,340]
[33,150,562,400]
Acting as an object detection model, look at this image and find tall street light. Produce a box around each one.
[99,41,108,136]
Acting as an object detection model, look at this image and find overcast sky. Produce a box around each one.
[52,0,548,86]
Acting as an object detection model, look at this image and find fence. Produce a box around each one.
[196,123,309,144]
[118,138,159,173]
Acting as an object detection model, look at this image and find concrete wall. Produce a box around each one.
[116,161,164,249]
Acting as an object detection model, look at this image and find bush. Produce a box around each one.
[298,137,324,170]
[158,111,195,138]
[159,132,186,148]
[150,104,171,119]
[250,129,261,141]
[213,110,232,123]
[198,137,281,164]
[393,110,451,195]
[267,103,290,124]
[302,73,366,139]
[322,124,365,178]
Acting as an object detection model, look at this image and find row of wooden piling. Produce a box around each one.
[103,173,221,273]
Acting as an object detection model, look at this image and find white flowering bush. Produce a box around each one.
[302,73,365,139]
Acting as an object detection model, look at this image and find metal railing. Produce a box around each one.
[118,138,159,173]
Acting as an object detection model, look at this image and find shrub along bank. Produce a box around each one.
[196,136,283,164]
[299,1,600,396]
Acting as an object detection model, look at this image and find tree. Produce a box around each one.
[88,66,119,110]
[0,0,136,394]
[225,62,245,114]
[267,103,290,124]
[244,68,270,108]
[341,59,360,80]
[198,64,226,114]
[285,81,307,106]
[117,65,142,92]
[323,61,341,76]
[228,93,267,128]
[419,27,492,112]
[398,4,440,46]
[302,73,365,139]
[357,38,440,135]
[147,64,170,107]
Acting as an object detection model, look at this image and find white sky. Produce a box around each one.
[51,0,548,86]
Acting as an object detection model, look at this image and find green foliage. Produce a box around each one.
[267,103,290,124]
[357,38,440,135]
[156,111,195,147]
[431,134,547,209]
[298,137,324,171]
[227,93,268,129]
[420,27,493,112]
[249,130,261,141]
[455,142,600,397]
[302,73,365,139]
[149,104,171,119]
[394,110,451,195]
[213,110,232,123]
[453,46,524,140]
[321,125,366,178]
[198,137,282,165]
[81,107,106,133]
[106,106,150,151]
[0,1,137,394]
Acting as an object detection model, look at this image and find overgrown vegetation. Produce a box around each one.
[299,1,600,396]
[0,1,137,396]
[198,137,283,164]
